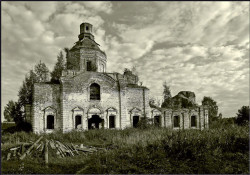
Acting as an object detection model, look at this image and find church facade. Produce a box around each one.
[31,23,209,133]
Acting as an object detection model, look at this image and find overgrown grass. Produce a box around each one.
[1,123,249,174]
[1,122,16,131]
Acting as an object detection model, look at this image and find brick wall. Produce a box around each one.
[32,83,61,133]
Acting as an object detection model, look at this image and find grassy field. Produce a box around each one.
[1,122,249,174]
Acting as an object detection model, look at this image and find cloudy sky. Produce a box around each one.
[1,1,249,120]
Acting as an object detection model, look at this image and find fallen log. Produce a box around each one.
[20,136,43,160]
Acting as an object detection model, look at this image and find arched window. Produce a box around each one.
[87,61,91,71]
[154,116,161,127]
[101,64,105,72]
[191,115,197,127]
[174,116,180,128]
[47,115,54,129]
[90,83,100,100]
[109,115,115,128]
[133,116,139,128]
[75,115,82,129]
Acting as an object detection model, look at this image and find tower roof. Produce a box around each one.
[78,22,94,40]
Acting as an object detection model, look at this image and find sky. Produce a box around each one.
[1,1,249,121]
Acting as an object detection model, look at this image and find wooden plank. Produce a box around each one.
[21,144,25,154]
[39,142,44,152]
[7,153,11,160]
[20,136,43,160]
[54,141,65,157]
[36,143,42,151]
[71,143,79,155]
[65,144,74,156]
[45,139,48,166]
[76,148,95,152]
[49,140,56,149]
[10,147,19,151]
[13,149,17,157]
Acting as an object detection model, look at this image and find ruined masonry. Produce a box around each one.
[31,23,209,133]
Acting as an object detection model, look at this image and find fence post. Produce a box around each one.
[45,139,48,167]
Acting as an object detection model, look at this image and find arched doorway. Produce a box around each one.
[88,115,103,129]
[75,115,82,129]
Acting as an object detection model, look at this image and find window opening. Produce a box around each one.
[90,83,100,100]
[109,115,115,128]
[174,116,180,128]
[47,115,54,129]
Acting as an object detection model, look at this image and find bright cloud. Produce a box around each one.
[1,1,249,121]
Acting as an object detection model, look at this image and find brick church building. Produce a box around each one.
[31,23,209,133]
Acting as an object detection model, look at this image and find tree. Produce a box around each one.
[34,60,50,83]
[18,60,50,122]
[163,81,171,100]
[235,106,249,125]
[64,47,70,69]
[18,70,37,107]
[131,65,141,84]
[202,96,218,123]
[161,81,172,108]
[4,100,23,124]
[51,51,65,83]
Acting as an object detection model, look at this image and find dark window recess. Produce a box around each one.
[90,83,100,100]
[191,115,197,127]
[88,115,103,129]
[154,116,161,127]
[109,115,115,128]
[86,26,89,30]
[75,115,82,129]
[47,115,54,129]
[133,116,139,128]
[174,116,180,127]
[87,61,91,71]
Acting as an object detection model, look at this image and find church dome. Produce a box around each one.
[67,23,107,72]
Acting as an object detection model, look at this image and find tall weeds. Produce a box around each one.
[1,124,249,174]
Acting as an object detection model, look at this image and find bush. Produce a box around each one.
[136,117,153,129]
[2,121,32,134]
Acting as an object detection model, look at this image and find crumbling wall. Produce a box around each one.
[32,83,61,133]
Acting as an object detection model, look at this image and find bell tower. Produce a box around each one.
[78,23,94,40]
[65,22,107,73]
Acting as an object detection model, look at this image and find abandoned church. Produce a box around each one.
[30,23,209,133]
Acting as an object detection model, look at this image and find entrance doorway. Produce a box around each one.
[75,115,82,129]
[88,115,103,129]
[133,116,139,128]
[154,116,161,127]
